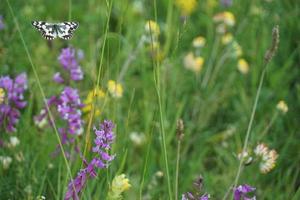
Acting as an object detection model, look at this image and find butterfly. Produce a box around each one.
[31,21,79,40]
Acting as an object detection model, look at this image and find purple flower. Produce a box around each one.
[0,73,27,132]
[0,16,4,30]
[64,120,116,200]
[182,193,210,200]
[57,47,84,82]
[57,87,83,135]
[234,184,256,200]
[91,120,116,167]
[220,0,232,7]
[65,169,88,200]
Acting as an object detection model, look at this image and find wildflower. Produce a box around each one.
[144,20,160,37]
[237,149,253,165]
[184,52,204,73]
[65,169,88,200]
[221,33,233,45]
[8,136,20,148]
[213,11,236,27]
[276,100,288,114]
[36,196,46,200]
[57,47,84,82]
[91,120,116,168]
[107,80,123,98]
[82,88,106,117]
[0,156,12,169]
[182,176,210,200]
[193,36,206,48]
[129,132,146,146]
[237,59,249,74]
[254,143,278,173]
[34,96,60,129]
[0,88,4,104]
[0,73,28,132]
[0,15,4,30]
[65,120,116,200]
[175,0,198,16]
[57,87,84,135]
[233,184,256,200]
[107,174,131,200]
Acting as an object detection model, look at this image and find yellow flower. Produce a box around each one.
[184,52,204,73]
[254,143,278,174]
[221,33,233,45]
[213,11,236,27]
[175,0,197,16]
[237,58,249,74]
[144,20,160,36]
[192,36,206,48]
[108,174,131,200]
[82,88,106,116]
[276,100,288,114]
[108,80,123,98]
[0,88,5,104]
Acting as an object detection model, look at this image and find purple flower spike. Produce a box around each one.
[64,120,116,200]
[91,120,116,168]
[57,47,84,82]
[0,73,27,132]
[234,184,256,200]
[57,87,83,135]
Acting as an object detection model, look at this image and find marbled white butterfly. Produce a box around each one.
[31,21,79,40]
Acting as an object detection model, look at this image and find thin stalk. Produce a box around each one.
[201,35,220,88]
[232,66,267,195]
[175,140,182,200]
[151,2,172,197]
[6,0,76,196]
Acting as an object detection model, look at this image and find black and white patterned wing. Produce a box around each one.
[56,22,79,40]
[31,21,57,40]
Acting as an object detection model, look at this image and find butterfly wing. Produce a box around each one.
[31,21,57,40]
[56,22,79,40]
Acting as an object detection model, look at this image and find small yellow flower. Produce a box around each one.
[108,174,131,200]
[82,88,106,116]
[254,143,278,174]
[221,33,233,45]
[0,88,5,104]
[144,20,160,36]
[192,36,206,48]
[276,100,288,114]
[213,11,236,27]
[184,52,204,73]
[237,58,249,74]
[108,80,123,99]
[175,0,197,16]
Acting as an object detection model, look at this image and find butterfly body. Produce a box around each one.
[32,21,79,40]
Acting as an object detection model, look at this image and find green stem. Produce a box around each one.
[175,140,182,200]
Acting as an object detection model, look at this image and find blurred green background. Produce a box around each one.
[0,0,299,199]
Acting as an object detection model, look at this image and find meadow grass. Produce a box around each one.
[0,0,299,199]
